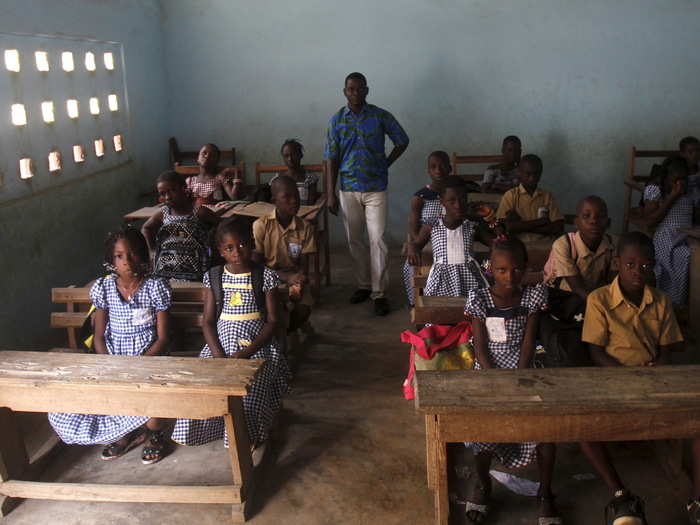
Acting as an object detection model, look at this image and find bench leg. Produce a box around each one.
[434,436,449,525]
[425,415,437,490]
[0,408,29,517]
[224,397,253,521]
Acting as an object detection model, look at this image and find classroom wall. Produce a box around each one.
[0,0,169,348]
[161,0,700,243]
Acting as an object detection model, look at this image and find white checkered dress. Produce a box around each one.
[48,276,172,445]
[464,284,548,468]
[171,267,291,448]
[424,218,485,298]
[154,205,211,282]
[403,187,445,306]
[186,175,221,203]
[644,184,698,305]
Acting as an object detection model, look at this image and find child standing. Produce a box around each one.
[402,151,449,306]
[172,219,290,449]
[481,135,522,193]
[462,237,559,524]
[253,176,317,331]
[643,157,700,305]
[496,154,564,247]
[185,143,242,205]
[143,171,220,282]
[579,232,693,524]
[48,227,171,464]
[408,176,491,298]
[270,139,319,205]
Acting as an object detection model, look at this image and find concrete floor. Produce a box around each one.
[3,252,694,524]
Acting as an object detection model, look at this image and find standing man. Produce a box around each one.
[324,72,409,316]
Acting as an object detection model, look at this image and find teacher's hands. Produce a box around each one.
[328,193,339,216]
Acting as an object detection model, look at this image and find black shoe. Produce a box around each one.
[349,289,372,304]
[374,298,390,316]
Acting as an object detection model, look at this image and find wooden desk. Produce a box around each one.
[221,198,325,222]
[415,366,700,525]
[0,351,264,523]
[124,203,235,222]
[680,227,700,342]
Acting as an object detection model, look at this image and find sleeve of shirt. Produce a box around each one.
[89,277,108,310]
[149,278,172,312]
[323,113,340,160]
[382,110,409,148]
[464,289,487,320]
[644,184,662,202]
[526,284,549,313]
[252,218,266,254]
[301,222,317,255]
[581,291,609,347]
[552,235,578,278]
[262,267,282,292]
[495,189,515,219]
[547,193,564,221]
[658,295,684,345]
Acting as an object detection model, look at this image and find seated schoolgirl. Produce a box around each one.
[142,171,220,282]
[270,139,319,206]
[402,150,449,306]
[642,157,700,306]
[407,176,492,298]
[48,227,171,464]
[172,219,290,450]
[463,237,560,525]
[186,143,243,205]
[481,135,522,193]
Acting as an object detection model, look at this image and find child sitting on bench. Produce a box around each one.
[462,237,561,525]
[270,139,319,206]
[143,171,220,282]
[186,143,242,205]
[172,219,290,449]
[48,227,171,465]
[407,176,491,298]
[402,150,449,306]
[495,154,564,248]
[579,232,699,524]
[480,135,522,193]
[253,176,317,331]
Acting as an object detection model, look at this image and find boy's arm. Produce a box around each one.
[589,343,623,367]
[563,275,589,299]
[504,215,551,234]
[531,219,564,235]
[518,313,539,368]
[235,288,278,358]
[202,288,226,358]
[407,196,423,240]
[141,209,164,255]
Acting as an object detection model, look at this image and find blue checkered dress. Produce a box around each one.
[644,184,699,305]
[403,187,445,306]
[48,276,171,445]
[464,284,548,468]
[172,267,291,448]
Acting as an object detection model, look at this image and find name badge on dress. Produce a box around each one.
[446,226,465,265]
[298,186,309,203]
[132,308,153,326]
[485,317,508,342]
[288,242,303,260]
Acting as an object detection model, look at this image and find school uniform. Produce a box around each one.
[481,165,518,189]
[154,205,211,282]
[582,277,683,366]
[171,268,290,447]
[48,276,171,445]
[548,232,616,292]
[270,171,319,205]
[186,176,223,204]
[496,184,564,244]
[463,284,548,468]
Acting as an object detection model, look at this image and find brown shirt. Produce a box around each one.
[549,232,616,292]
[496,184,564,243]
[252,210,317,270]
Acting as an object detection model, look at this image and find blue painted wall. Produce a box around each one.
[161,0,700,242]
[0,0,169,347]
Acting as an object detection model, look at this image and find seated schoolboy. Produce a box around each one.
[496,154,564,251]
[253,176,317,331]
[481,135,522,193]
[579,232,699,524]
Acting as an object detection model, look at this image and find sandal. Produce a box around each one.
[605,490,648,525]
[465,482,490,523]
[687,499,700,524]
[101,427,147,461]
[538,495,563,524]
[141,430,167,465]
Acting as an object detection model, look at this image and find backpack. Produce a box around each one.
[208,264,267,320]
[536,314,592,368]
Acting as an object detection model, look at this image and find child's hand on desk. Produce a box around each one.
[505,210,522,221]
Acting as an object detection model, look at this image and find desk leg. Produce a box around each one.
[688,237,700,344]
[425,415,437,490]
[224,397,253,523]
[0,408,29,517]
[434,423,449,525]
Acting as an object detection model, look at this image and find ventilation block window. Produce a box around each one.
[103,52,114,70]
[89,97,100,115]
[11,104,27,126]
[113,134,123,152]
[107,94,118,112]
[61,51,74,72]
[73,145,85,163]
[66,99,79,119]
[48,150,61,172]
[19,158,34,179]
[35,51,50,72]
[41,101,55,123]
[84,51,96,71]
[5,49,20,72]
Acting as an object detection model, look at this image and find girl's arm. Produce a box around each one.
[92,309,109,354]
[141,209,164,256]
[407,196,423,240]
[643,181,684,226]
[218,169,244,200]
[474,221,495,247]
[197,205,222,228]
[143,310,170,356]
[407,224,432,265]
[517,312,539,368]
[234,288,279,359]
[471,318,494,369]
[202,288,227,358]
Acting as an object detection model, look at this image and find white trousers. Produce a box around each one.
[339,191,388,299]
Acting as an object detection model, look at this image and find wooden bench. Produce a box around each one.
[415,366,700,525]
[0,350,265,523]
[452,153,503,183]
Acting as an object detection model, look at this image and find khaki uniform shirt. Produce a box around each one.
[496,184,564,243]
[252,211,317,270]
[550,232,615,292]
